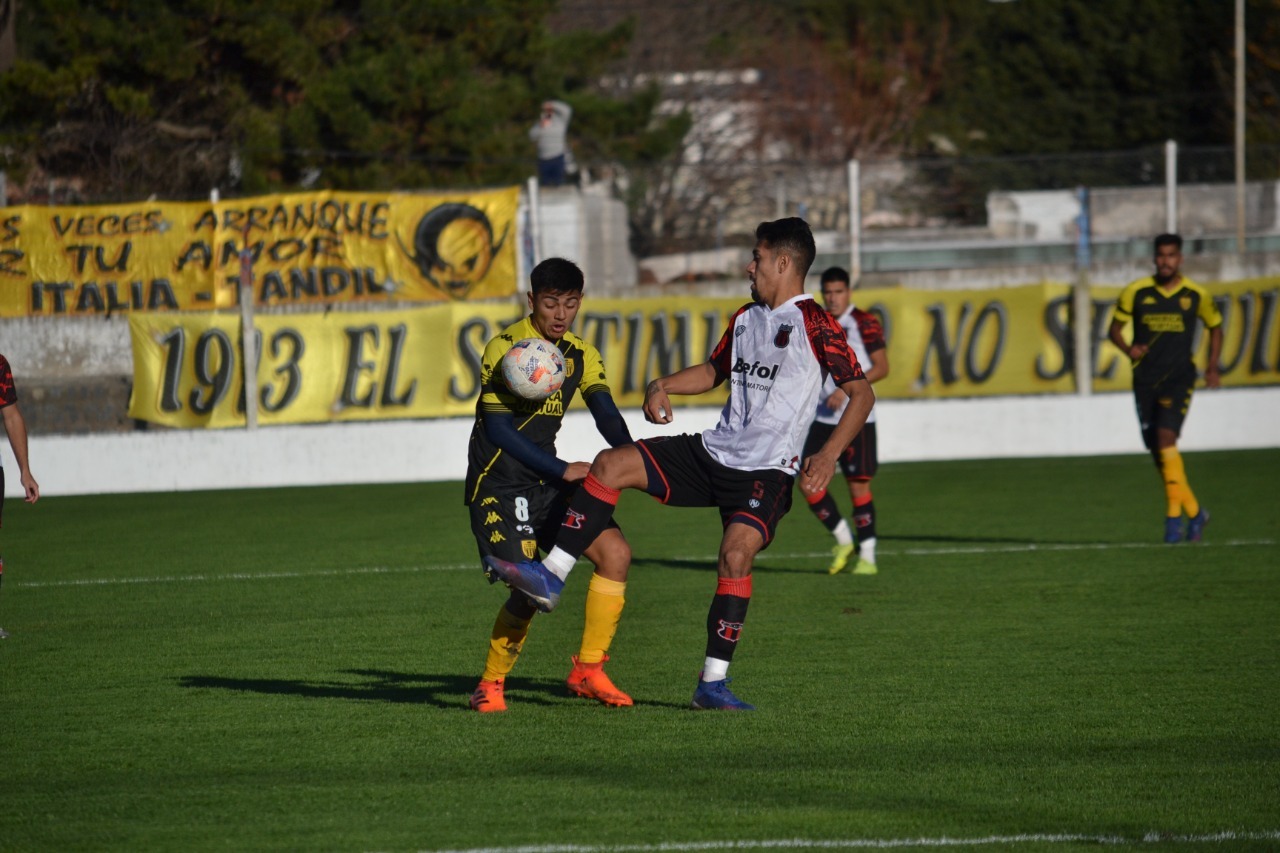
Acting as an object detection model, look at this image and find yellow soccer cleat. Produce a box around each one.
[828,543,856,575]
[566,655,633,707]
[852,557,878,575]
[469,678,507,713]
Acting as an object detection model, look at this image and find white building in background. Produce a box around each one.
[528,185,637,292]
[989,182,1280,242]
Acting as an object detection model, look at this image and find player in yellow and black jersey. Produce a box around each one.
[464,257,636,712]
[1109,233,1223,544]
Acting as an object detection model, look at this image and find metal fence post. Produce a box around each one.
[846,159,862,285]
[1074,186,1092,396]
[239,249,259,430]
[1235,0,1246,257]
[1165,140,1178,234]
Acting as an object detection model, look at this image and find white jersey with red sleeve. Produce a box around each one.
[814,304,885,426]
[702,294,864,475]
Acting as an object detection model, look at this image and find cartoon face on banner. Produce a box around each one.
[400,203,509,299]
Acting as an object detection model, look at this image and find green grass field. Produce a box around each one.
[1,449,1277,852]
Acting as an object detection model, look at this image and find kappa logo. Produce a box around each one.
[480,497,499,506]
[562,508,586,530]
[716,619,744,643]
[774,322,793,348]
[484,511,502,525]
[488,530,506,544]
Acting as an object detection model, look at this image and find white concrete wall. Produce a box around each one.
[7,387,1278,498]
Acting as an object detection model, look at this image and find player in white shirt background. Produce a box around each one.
[800,266,890,576]
[483,217,874,710]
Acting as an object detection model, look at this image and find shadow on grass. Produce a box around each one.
[631,531,1093,574]
[178,669,683,710]
[179,670,544,709]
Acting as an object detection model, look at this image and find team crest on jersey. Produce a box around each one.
[774,323,793,348]
[522,540,538,559]
[564,359,575,378]
[1180,295,1192,311]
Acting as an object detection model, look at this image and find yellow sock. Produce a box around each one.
[578,574,626,664]
[481,603,534,682]
[1158,446,1198,518]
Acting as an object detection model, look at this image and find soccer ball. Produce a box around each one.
[501,337,565,401]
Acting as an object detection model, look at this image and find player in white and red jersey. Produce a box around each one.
[483,218,875,710]
[801,266,889,576]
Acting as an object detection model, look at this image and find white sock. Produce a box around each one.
[860,536,877,564]
[701,657,730,682]
[832,518,854,547]
[542,546,577,580]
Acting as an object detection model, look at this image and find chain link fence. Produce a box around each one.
[5,142,1280,267]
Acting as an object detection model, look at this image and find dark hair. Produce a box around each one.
[756,217,816,279]
[820,266,850,286]
[530,257,584,294]
[1154,233,1182,252]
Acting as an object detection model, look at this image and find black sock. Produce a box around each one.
[705,575,752,662]
[556,474,620,559]
[806,492,843,533]
[853,498,876,541]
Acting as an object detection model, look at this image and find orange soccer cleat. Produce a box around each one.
[565,655,633,707]
[469,678,507,713]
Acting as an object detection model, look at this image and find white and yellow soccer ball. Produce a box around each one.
[501,337,565,401]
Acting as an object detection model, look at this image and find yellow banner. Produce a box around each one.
[1,187,519,317]
[1091,277,1280,390]
[130,307,478,428]
[128,280,1280,427]
[862,283,1076,398]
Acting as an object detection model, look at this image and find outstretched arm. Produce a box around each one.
[643,362,723,425]
[585,392,633,448]
[481,409,576,483]
[1,403,39,503]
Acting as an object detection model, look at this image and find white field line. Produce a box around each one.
[18,564,474,589]
[774,538,1276,560]
[13,538,1276,590]
[420,829,1280,853]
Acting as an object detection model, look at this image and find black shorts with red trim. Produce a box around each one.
[802,420,878,481]
[635,433,793,548]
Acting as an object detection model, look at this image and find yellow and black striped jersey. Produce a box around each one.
[464,316,611,503]
[1112,276,1222,385]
